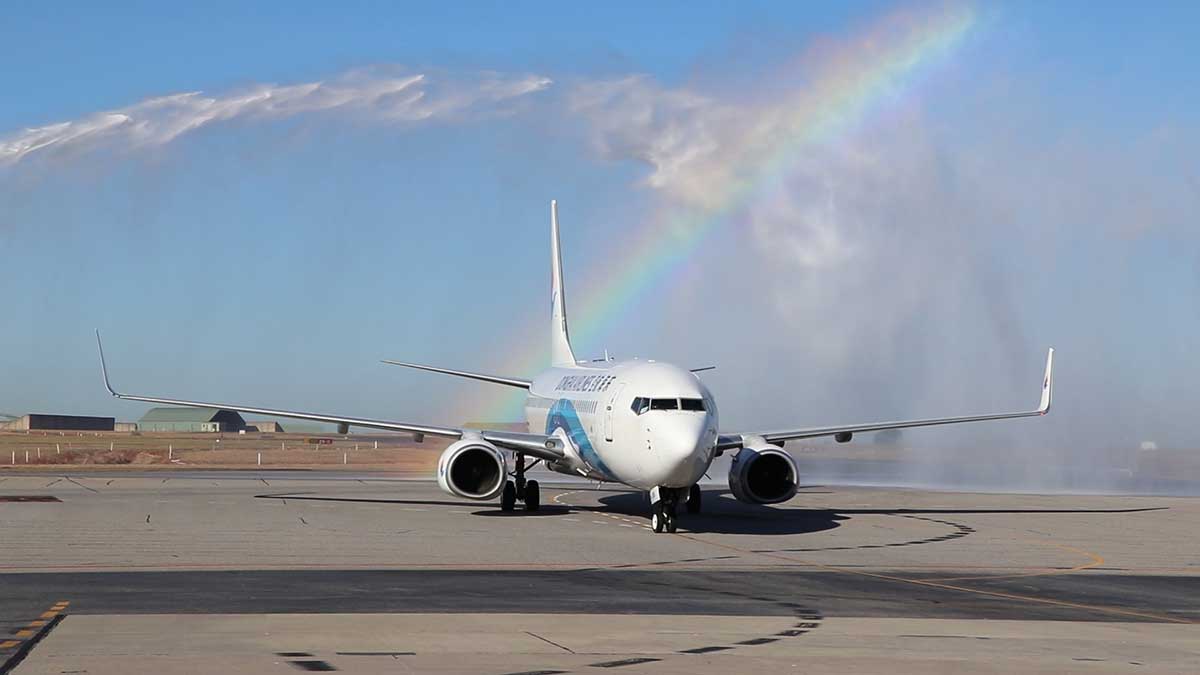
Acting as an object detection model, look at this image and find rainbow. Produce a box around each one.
[468,3,980,422]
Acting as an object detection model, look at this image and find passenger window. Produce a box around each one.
[650,398,678,411]
[631,397,650,415]
[681,398,705,411]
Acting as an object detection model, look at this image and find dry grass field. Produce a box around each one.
[4,429,1197,494]
[0,430,447,473]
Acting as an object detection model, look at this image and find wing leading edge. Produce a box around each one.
[718,348,1054,452]
[95,332,563,461]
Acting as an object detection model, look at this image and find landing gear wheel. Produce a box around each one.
[664,512,678,533]
[651,511,665,533]
[500,481,516,512]
[687,484,702,514]
[524,480,540,512]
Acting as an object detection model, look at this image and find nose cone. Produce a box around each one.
[649,413,712,487]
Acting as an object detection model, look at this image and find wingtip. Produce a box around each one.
[95,330,117,397]
[1038,347,1054,414]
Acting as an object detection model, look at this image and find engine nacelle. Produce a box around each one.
[728,443,799,505]
[437,440,508,500]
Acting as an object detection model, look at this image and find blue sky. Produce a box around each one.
[2,2,1198,466]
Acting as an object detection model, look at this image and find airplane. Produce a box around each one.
[96,200,1054,534]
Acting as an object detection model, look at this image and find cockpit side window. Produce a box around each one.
[650,398,678,411]
[680,398,705,411]
[631,397,650,415]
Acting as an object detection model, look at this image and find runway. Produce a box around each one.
[1,472,1197,673]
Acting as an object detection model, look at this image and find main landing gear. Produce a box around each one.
[500,453,540,513]
[649,484,702,533]
[687,483,702,514]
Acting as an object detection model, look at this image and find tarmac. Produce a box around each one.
[1,471,1197,673]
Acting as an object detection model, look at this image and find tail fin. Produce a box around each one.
[550,200,577,367]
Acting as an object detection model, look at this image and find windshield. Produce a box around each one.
[632,397,706,414]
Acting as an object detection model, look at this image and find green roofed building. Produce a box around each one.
[138,407,246,433]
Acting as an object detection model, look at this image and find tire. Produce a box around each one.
[687,484,702,514]
[500,481,516,512]
[524,480,540,512]
[665,512,678,533]
[651,511,664,533]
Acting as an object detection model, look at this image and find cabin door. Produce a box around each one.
[604,384,624,442]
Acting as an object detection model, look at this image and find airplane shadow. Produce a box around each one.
[596,489,1168,536]
[472,506,572,517]
[597,491,847,536]
[256,492,574,516]
[256,489,1168,534]
[255,493,487,509]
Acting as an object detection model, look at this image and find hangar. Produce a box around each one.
[139,407,245,433]
[1,414,116,432]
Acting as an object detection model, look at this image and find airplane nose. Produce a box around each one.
[649,415,710,486]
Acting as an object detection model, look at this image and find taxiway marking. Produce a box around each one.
[1,600,69,666]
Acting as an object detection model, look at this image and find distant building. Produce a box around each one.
[139,407,246,433]
[114,422,139,433]
[245,420,285,433]
[1,414,115,432]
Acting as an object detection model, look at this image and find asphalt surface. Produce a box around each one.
[1,473,1197,673]
[0,569,1196,623]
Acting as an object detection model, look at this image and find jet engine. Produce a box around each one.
[728,443,798,504]
[437,439,508,500]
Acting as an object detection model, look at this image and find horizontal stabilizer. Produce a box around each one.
[380,360,531,389]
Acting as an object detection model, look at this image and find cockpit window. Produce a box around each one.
[633,397,706,414]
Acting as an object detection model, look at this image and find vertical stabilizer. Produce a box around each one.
[550,200,577,367]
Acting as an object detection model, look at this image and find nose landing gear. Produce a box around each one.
[649,486,681,533]
[649,484,702,533]
[651,499,677,533]
[500,453,541,513]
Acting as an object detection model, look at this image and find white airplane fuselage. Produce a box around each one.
[525,360,718,490]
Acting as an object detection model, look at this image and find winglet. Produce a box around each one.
[1038,347,1054,414]
[95,330,119,397]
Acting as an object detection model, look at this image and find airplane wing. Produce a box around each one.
[717,348,1053,452]
[95,332,564,461]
